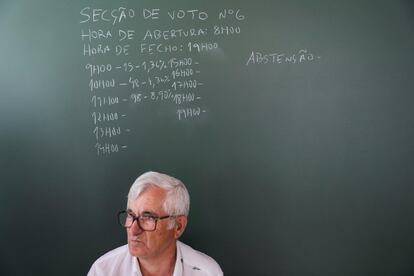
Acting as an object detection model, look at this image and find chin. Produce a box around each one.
[128,243,146,257]
[129,247,146,257]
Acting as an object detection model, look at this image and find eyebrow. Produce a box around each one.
[126,208,135,215]
[126,208,159,217]
[141,211,159,217]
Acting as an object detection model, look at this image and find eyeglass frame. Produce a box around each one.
[117,210,174,232]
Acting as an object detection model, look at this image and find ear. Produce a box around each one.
[173,216,188,239]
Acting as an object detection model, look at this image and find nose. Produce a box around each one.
[130,218,144,235]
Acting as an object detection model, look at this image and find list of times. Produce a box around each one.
[79,7,245,156]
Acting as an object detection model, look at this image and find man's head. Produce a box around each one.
[124,171,190,259]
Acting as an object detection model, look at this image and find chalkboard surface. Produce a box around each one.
[1,0,414,275]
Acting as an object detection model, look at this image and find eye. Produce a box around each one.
[140,215,156,221]
[125,214,134,221]
[126,212,135,218]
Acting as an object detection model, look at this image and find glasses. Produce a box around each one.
[117,210,173,231]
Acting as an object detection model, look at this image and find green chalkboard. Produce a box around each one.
[1,0,414,275]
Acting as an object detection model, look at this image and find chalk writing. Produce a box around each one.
[91,112,121,125]
[89,78,115,91]
[213,25,241,36]
[83,44,111,56]
[177,107,205,120]
[129,91,199,105]
[81,29,113,42]
[95,143,127,156]
[86,64,112,77]
[187,42,219,53]
[80,7,135,25]
[218,9,245,21]
[93,126,122,140]
[143,28,208,41]
[246,49,321,66]
[139,43,183,55]
[79,5,247,155]
[172,80,203,90]
[91,96,119,107]
[166,9,209,21]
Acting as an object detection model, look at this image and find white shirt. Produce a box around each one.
[87,241,223,276]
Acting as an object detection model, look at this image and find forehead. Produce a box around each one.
[127,186,167,214]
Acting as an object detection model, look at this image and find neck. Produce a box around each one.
[138,243,177,276]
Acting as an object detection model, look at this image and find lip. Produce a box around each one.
[129,239,144,244]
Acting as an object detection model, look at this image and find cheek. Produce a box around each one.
[145,229,169,248]
[126,228,132,236]
[145,231,160,245]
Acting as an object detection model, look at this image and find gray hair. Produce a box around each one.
[127,171,190,216]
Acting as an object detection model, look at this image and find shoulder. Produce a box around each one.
[87,244,135,276]
[178,241,223,276]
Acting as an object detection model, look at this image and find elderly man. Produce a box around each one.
[88,171,223,276]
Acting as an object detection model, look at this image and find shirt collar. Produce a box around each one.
[173,241,183,276]
[132,254,141,276]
